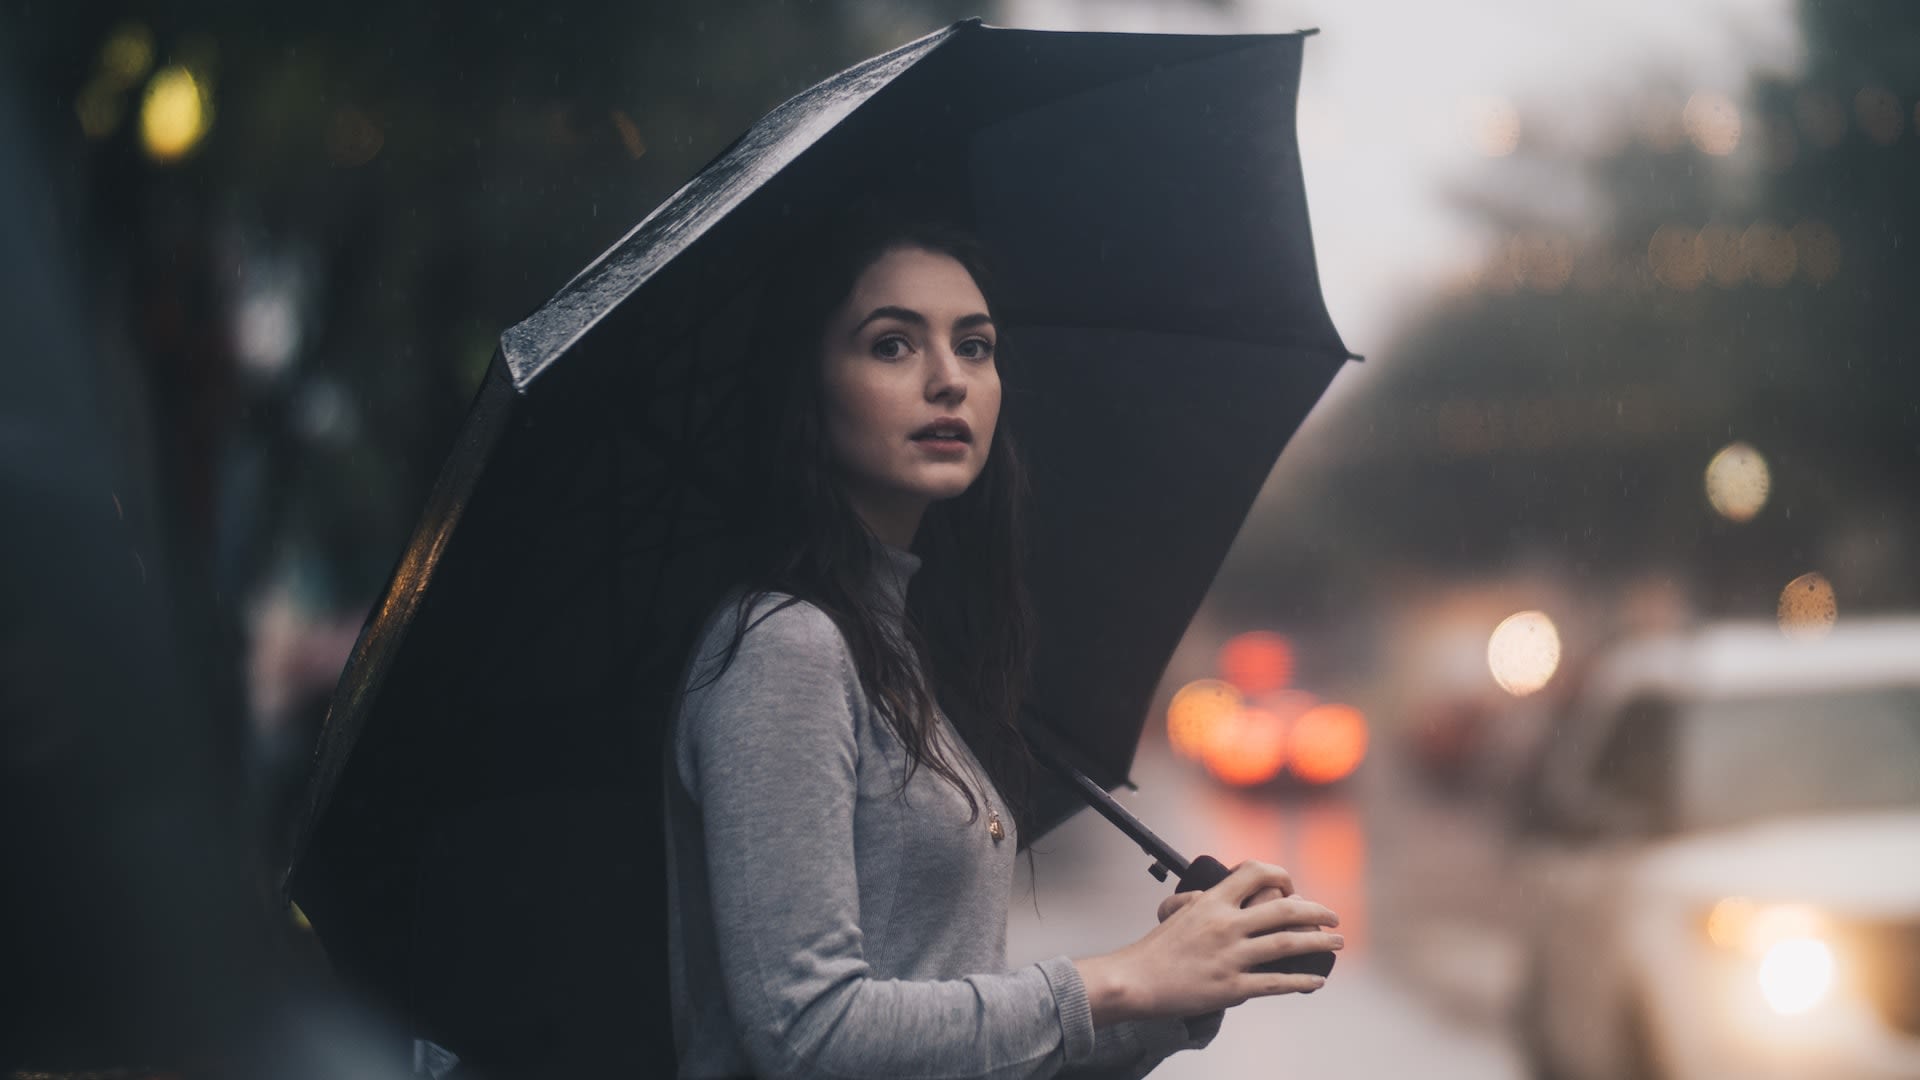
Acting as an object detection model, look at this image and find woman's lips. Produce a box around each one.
[911,435,969,455]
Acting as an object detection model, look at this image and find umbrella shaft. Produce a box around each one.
[1030,742,1190,876]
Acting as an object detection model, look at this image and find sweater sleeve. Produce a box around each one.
[678,597,1097,1080]
[1061,1011,1224,1079]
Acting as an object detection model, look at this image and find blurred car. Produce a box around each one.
[1508,617,1920,1080]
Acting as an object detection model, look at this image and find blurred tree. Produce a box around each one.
[1221,0,1920,632]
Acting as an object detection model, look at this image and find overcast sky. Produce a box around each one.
[999,0,1801,369]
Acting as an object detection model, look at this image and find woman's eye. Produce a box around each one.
[872,335,909,360]
[958,338,996,360]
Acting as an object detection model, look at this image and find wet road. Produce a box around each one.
[1005,740,1526,1079]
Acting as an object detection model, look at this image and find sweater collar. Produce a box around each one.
[861,530,922,627]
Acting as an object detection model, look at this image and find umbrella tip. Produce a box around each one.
[1299,27,1322,36]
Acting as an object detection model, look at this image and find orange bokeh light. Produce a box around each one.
[1218,631,1294,695]
[1201,705,1290,787]
[1286,704,1369,785]
[1167,679,1242,760]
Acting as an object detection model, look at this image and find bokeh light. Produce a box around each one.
[1167,679,1241,760]
[1682,92,1741,156]
[140,65,211,162]
[77,22,158,140]
[1218,631,1294,695]
[1462,96,1521,157]
[1699,223,1746,286]
[1286,704,1369,785]
[1759,939,1835,1015]
[326,107,385,167]
[101,23,156,86]
[1254,689,1317,725]
[1488,610,1560,696]
[1648,224,1706,290]
[1745,903,1828,949]
[1515,232,1573,293]
[1741,222,1797,286]
[1201,704,1290,787]
[1704,441,1770,522]
[1705,896,1758,949]
[1778,573,1837,639]
[76,77,125,139]
[1854,87,1903,146]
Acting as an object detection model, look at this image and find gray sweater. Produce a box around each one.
[662,537,1221,1080]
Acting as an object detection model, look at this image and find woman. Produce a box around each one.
[660,209,1343,1080]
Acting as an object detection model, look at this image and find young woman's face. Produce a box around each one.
[819,244,1001,543]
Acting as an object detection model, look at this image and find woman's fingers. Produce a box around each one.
[1238,895,1340,933]
[1244,927,1345,965]
[1218,859,1295,905]
[1157,891,1200,923]
[1241,884,1287,908]
[1245,971,1330,997]
[1161,880,1280,924]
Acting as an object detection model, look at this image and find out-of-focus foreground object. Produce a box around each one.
[0,32,410,1080]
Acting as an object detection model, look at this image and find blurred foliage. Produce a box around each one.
[10,0,978,620]
[1229,0,1920,628]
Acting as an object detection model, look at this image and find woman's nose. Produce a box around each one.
[926,347,967,402]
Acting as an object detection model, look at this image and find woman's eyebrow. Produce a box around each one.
[850,306,996,338]
[851,305,925,337]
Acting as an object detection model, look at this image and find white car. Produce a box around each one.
[1510,616,1920,1080]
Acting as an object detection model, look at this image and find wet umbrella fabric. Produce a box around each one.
[288,19,1353,1075]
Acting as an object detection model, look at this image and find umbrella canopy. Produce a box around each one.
[288,18,1352,1074]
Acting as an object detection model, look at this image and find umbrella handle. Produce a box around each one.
[1171,854,1338,980]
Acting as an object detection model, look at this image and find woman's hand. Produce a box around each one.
[1155,878,1288,924]
[1077,860,1342,1026]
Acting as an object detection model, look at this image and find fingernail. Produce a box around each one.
[1310,976,1327,988]
[1332,935,1345,948]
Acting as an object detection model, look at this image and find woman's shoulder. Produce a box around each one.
[690,586,849,673]
[672,588,861,795]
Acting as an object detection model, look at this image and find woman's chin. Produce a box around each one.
[914,483,972,503]
[896,461,979,494]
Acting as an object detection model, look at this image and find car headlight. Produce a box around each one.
[1703,899,1838,1016]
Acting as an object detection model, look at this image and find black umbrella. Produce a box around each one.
[287,18,1354,1075]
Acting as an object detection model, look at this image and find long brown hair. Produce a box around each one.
[688,206,1042,849]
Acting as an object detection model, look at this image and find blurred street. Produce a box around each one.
[1009,736,1527,1079]
[10,1,1920,1074]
